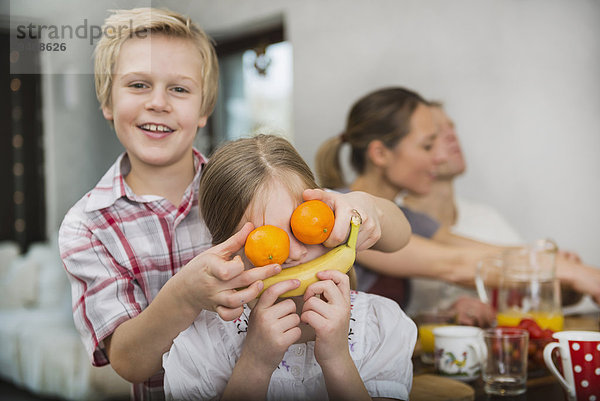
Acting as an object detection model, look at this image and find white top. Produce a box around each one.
[163,291,417,401]
[452,197,524,246]
[406,196,524,314]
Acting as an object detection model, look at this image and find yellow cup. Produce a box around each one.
[415,310,455,364]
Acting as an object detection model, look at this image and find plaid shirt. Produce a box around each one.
[59,149,212,400]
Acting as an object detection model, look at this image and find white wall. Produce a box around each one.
[7,0,600,266]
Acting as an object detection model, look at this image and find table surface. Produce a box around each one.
[411,313,600,401]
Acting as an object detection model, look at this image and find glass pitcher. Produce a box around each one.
[476,239,563,331]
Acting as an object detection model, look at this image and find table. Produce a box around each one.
[410,313,599,401]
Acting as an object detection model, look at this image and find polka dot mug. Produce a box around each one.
[543,331,600,401]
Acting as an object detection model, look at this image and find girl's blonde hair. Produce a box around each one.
[94,7,219,116]
[199,134,357,288]
[199,134,317,245]
[315,87,427,189]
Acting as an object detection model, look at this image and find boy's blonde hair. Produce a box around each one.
[94,7,219,116]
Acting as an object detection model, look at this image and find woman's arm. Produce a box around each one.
[357,235,493,286]
[432,226,509,253]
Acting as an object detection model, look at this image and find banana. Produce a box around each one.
[259,213,362,298]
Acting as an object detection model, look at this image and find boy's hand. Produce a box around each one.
[303,189,381,251]
[178,222,281,321]
[301,270,352,368]
[243,279,302,373]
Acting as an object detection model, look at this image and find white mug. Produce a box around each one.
[543,331,600,401]
[433,325,486,381]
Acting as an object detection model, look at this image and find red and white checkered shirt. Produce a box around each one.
[59,149,212,401]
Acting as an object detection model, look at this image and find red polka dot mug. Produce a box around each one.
[543,331,600,401]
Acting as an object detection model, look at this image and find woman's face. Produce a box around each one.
[382,103,447,195]
[239,177,326,270]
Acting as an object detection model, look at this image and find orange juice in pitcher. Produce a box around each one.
[496,309,564,332]
[476,239,563,331]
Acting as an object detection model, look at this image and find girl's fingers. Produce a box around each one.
[302,295,330,318]
[262,298,298,319]
[256,279,300,309]
[304,272,349,303]
[215,305,244,322]
[300,309,328,331]
[279,326,302,346]
[275,312,302,332]
[315,270,351,300]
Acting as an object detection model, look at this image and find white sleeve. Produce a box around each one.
[163,312,237,401]
[358,295,417,400]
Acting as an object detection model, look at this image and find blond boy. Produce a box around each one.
[59,8,281,399]
[59,7,406,400]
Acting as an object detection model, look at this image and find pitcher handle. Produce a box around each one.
[543,342,574,397]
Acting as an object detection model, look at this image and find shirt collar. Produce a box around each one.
[84,149,207,213]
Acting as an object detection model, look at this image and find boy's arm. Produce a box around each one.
[103,223,281,383]
[303,189,411,253]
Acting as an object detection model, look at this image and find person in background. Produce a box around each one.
[399,101,525,315]
[403,102,524,244]
[163,134,415,401]
[316,86,600,325]
[403,101,589,309]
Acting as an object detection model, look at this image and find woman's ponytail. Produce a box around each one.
[315,134,346,189]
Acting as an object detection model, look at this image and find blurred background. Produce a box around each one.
[1,0,599,399]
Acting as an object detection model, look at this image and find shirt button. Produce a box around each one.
[291,366,301,377]
[295,346,304,356]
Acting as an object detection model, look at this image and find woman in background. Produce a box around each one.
[316,86,600,324]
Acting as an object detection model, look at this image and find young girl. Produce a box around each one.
[162,135,416,401]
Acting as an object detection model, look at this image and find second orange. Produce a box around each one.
[291,200,335,245]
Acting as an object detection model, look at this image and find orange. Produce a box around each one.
[290,200,335,245]
[244,225,290,267]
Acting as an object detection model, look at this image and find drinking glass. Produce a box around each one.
[482,327,529,396]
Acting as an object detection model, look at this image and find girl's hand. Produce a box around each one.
[242,279,302,373]
[303,189,381,251]
[301,270,352,368]
[176,222,282,321]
